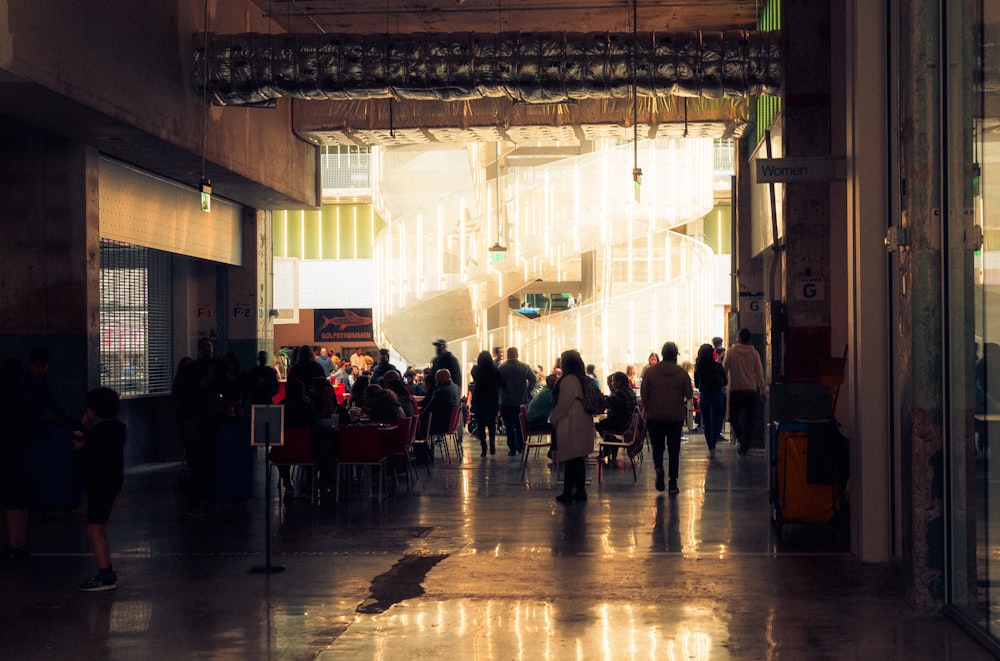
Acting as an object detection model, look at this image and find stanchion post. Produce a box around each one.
[250,421,285,574]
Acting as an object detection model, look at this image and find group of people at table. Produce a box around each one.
[265,341,474,498]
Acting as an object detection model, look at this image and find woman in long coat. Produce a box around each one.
[470,350,503,456]
[549,349,594,502]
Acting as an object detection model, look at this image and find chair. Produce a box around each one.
[520,404,553,481]
[597,409,646,483]
[336,425,387,503]
[430,406,463,464]
[411,413,432,476]
[381,416,416,491]
[268,426,317,503]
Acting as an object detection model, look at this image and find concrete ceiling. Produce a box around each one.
[244,0,768,146]
[0,2,766,210]
[250,0,763,35]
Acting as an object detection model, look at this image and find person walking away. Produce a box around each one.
[0,358,34,561]
[247,350,280,405]
[694,343,727,458]
[550,350,594,502]
[429,339,462,395]
[498,347,536,456]
[640,342,692,495]
[722,328,766,457]
[72,387,126,591]
[470,351,504,456]
[316,347,334,378]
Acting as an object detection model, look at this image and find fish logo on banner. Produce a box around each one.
[315,308,373,342]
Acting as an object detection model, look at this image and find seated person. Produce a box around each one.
[311,379,349,489]
[365,384,405,421]
[276,379,317,494]
[595,371,638,462]
[382,370,418,417]
[349,374,370,412]
[526,373,558,429]
[526,372,559,456]
[416,369,460,461]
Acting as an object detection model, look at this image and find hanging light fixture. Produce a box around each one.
[488,123,507,261]
[199,0,212,212]
[489,2,507,261]
[631,0,642,202]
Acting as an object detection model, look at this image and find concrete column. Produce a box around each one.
[226,207,265,368]
[844,0,892,564]
[0,120,98,413]
[896,0,946,608]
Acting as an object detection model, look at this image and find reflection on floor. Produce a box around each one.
[0,433,992,660]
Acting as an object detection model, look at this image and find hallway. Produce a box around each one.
[0,433,990,660]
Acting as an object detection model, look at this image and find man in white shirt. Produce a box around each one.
[722,328,766,457]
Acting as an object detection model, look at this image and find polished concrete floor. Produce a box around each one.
[1,432,994,660]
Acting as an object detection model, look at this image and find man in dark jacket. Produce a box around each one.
[371,348,399,383]
[498,347,536,455]
[640,342,693,495]
[428,339,462,394]
[417,368,460,463]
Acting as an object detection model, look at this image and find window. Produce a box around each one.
[321,145,371,192]
[99,240,172,396]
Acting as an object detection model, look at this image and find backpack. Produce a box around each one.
[578,376,604,415]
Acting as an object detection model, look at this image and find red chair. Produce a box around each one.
[337,425,388,502]
[268,427,317,503]
[430,406,463,464]
[332,380,348,404]
[380,417,416,491]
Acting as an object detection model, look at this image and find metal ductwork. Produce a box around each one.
[194,31,781,107]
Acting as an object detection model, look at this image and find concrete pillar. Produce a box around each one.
[896,0,946,608]
[0,120,98,413]
[226,208,266,368]
[844,0,892,564]
[768,0,836,422]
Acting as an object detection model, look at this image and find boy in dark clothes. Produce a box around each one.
[72,387,126,592]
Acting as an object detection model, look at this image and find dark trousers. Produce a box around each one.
[646,420,683,481]
[501,404,523,451]
[474,409,497,449]
[728,390,757,453]
[700,388,727,451]
[561,456,587,496]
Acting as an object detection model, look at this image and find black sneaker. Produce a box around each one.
[655,469,665,492]
[668,480,679,495]
[78,570,117,592]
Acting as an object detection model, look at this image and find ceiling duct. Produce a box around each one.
[194,31,781,107]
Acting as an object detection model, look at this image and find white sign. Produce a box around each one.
[756,157,836,183]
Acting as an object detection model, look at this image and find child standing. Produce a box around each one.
[72,387,125,591]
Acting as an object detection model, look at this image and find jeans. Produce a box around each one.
[501,404,523,451]
[728,390,757,453]
[699,388,726,451]
[646,419,683,480]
